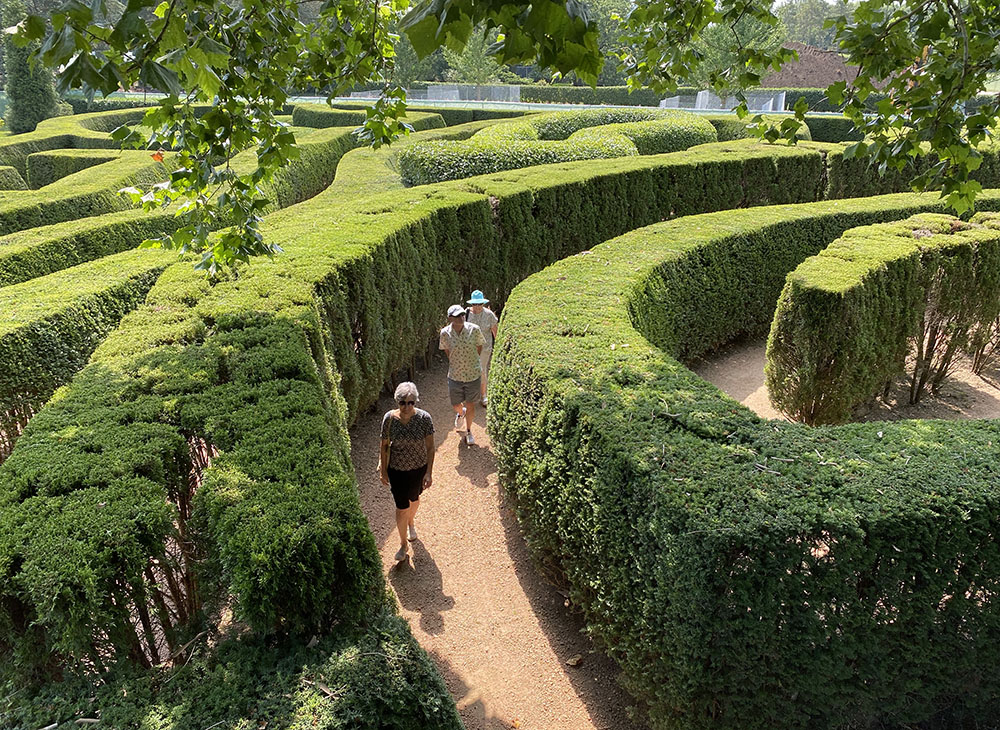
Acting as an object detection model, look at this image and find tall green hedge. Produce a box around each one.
[3,600,461,730]
[1,0,60,135]
[0,151,169,236]
[0,108,153,173]
[766,213,1000,424]
[0,135,847,685]
[0,249,171,459]
[61,94,165,114]
[0,123,382,285]
[489,190,1000,730]
[0,166,27,190]
[803,114,863,143]
[5,102,1000,727]
[0,105,460,725]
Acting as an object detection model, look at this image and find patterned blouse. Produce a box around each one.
[381,409,435,471]
[439,322,486,382]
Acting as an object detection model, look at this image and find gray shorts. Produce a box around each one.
[448,377,481,406]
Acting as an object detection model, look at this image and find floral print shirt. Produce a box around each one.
[439,322,486,382]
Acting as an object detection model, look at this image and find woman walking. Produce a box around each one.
[379,381,435,563]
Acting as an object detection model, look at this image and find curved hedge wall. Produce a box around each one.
[397,108,718,185]
[489,190,1000,730]
[0,166,27,190]
[766,212,1000,424]
[4,103,1000,727]
[0,130,869,686]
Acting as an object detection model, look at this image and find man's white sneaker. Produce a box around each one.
[465,431,476,446]
[394,545,408,562]
[407,525,418,541]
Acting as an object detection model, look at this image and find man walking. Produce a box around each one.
[439,304,485,445]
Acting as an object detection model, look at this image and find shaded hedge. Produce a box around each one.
[766,213,1000,424]
[62,95,165,114]
[489,189,1000,730]
[2,600,461,730]
[25,149,120,188]
[803,114,863,143]
[398,109,718,185]
[0,165,27,190]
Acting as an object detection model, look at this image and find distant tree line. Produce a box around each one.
[394,0,857,88]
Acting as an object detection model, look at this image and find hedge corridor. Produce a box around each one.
[2,103,999,729]
[490,191,1000,730]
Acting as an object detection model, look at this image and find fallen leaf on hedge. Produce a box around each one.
[151,150,164,162]
[565,654,583,666]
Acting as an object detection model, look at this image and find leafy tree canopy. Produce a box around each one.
[620,0,1000,214]
[778,0,855,50]
[10,0,1000,270]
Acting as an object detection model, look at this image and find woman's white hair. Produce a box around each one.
[394,381,419,402]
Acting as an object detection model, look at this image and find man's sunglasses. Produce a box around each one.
[397,399,416,406]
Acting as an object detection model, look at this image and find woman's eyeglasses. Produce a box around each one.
[397,399,416,406]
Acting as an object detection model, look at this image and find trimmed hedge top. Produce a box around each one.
[397,108,718,185]
[766,212,1000,424]
[0,132,854,683]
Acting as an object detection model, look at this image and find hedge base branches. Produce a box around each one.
[765,212,1000,424]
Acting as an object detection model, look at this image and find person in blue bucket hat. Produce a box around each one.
[465,290,498,406]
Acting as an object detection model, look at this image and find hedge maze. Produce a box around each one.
[2,103,1000,728]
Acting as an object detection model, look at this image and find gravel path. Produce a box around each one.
[351,357,645,730]
[692,336,1000,421]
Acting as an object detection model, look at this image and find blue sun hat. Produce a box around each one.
[467,290,489,305]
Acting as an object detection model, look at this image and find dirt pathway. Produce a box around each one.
[691,335,1000,421]
[351,357,644,730]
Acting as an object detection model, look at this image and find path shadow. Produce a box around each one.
[687,333,767,403]
[496,485,650,730]
[455,437,493,488]
[429,648,520,730]
[388,539,455,636]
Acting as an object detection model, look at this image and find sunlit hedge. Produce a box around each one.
[490,191,1000,730]
[397,108,718,185]
[766,212,1000,424]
